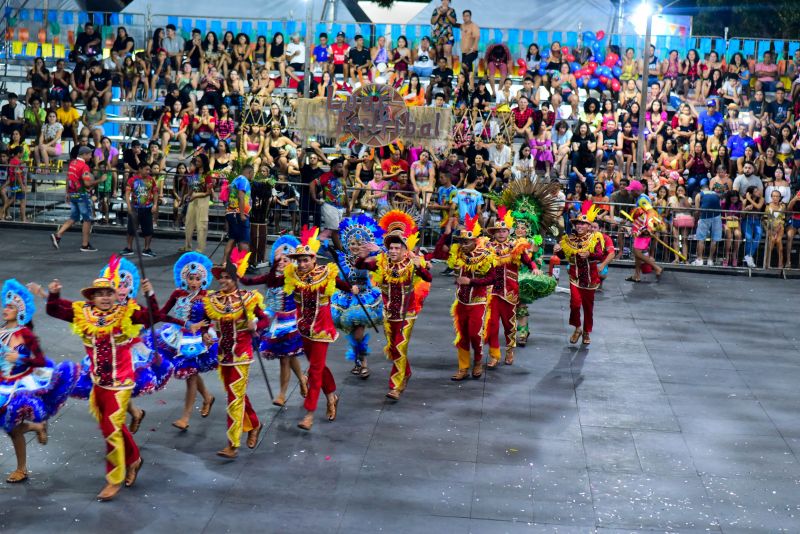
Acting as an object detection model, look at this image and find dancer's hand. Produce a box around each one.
[4,349,19,363]
[552,244,562,253]
[577,251,589,258]
[48,279,62,294]
[26,282,46,298]
[141,279,154,296]
[189,320,208,334]
[412,254,421,267]
[351,285,360,295]
[456,276,470,285]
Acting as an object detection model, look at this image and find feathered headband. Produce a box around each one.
[378,210,417,249]
[99,256,140,297]
[270,235,301,264]
[2,279,36,326]
[455,213,482,240]
[212,248,251,280]
[174,252,213,290]
[289,225,322,257]
[487,206,514,233]
[570,201,602,224]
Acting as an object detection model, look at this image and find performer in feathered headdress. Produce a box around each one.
[355,210,432,400]
[240,236,308,407]
[202,249,272,458]
[274,225,358,431]
[46,269,159,500]
[0,279,79,484]
[447,213,497,381]
[626,187,665,282]
[553,201,615,346]
[490,177,562,347]
[483,206,539,368]
[84,257,173,436]
[156,252,218,431]
[331,214,384,379]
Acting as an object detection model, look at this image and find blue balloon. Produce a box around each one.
[577,77,585,88]
[612,66,623,78]
[587,78,599,89]
[537,67,545,76]
[541,50,550,59]
[570,62,581,72]
[540,60,548,69]
[591,41,601,52]
[582,31,596,42]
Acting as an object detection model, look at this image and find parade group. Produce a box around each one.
[0,174,660,502]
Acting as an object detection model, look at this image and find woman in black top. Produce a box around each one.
[269,32,286,86]
[147,27,164,59]
[112,27,135,56]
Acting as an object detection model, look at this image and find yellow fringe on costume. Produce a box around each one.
[89,387,131,485]
[494,238,532,266]
[284,263,338,296]
[447,239,496,274]
[203,290,264,324]
[371,254,427,285]
[559,231,605,258]
[71,300,142,344]
[450,300,461,346]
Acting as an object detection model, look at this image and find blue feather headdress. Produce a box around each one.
[174,252,213,290]
[2,278,36,326]
[339,214,384,267]
[99,256,140,297]
[269,235,301,265]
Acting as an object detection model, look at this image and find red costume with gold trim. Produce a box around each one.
[204,250,271,450]
[46,276,156,487]
[558,203,614,336]
[448,215,497,376]
[356,210,432,396]
[280,227,352,416]
[485,207,536,364]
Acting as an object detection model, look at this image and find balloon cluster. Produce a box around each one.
[516,30,625,93]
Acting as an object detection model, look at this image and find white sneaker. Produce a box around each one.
[744,256,756,268]
[707,259,714,267]
[692,258,704,266]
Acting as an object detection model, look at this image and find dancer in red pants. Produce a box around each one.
[552,202,614,346]
[447,214,497,381]
[281,226,358,431]
[46,274,158,501]
[484,206,537,368]
[356,210,432,400]
[203,249,271,459]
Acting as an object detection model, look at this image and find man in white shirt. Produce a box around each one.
[286,33,307,84]
[487,136,512,181]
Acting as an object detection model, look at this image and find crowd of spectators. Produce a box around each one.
[1,2,800,269]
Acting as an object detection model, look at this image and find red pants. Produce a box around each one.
[453,301,488,368]
[89,386,139,485]
[569,284,595,333]
[486,297,517,357]
[384,319,415,391]
[302,338,336,412]
[219,364,258,448]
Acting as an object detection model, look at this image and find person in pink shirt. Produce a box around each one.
[754,51,779,93]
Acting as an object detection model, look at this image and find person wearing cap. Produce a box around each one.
[201,249,272,458]
[356,211,432,400]
[45,273,158,501]
[697,99,724,136]
[447,214,496,381]
[273,226,358,430]
[329,31,350,80]
[51,146,106,252]
[484,207,538,368]
[552,202,614,346]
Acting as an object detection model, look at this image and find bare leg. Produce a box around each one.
[175,374,199,427]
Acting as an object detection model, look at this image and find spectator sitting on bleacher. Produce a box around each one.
[348,35,371,87]
[151,49,174,94]
[411,37,436,78]
[286,33,307,85]
[485,43,512,96]
[311,33,330,75]
[69,62,89,104]
[56,98,80,145]
[112,26,135,57]
[88,61,113,108]
[156,100,190,159]
[81,95,106,146]
[163,24,186,72]
[185,29,204,73]
[25,57,51,106]
[767,87,792,133]
[330,31,350,81]
[49,59,71,103]
[71,22,102,64]
[69,130,94,160]
[1,93,24,138]
[754,51,779,94]
[33,110,63,172]
[192,105,218,151]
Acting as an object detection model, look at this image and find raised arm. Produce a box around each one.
[46,280,75,323]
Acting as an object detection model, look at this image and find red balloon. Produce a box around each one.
[518,66,527,76]
[596,30,605,40]
[562,47,569,54]
[610,79,621,91]
[565,54,575,63]
[599,75,609,84]
[574,69,586,78]
[587,62,598,74]
[517,58,526,68]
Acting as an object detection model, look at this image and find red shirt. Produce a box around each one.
[330,43,349,64]
[512,107,534,128]
[67,158,92,195]
[381,158,409,181]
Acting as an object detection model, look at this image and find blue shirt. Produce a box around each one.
[726,134,755,159]
[437,185,458,206]
[697,110,723,135]
[454,188,484,221]
[313,45,329,63]
[698,190,721,219]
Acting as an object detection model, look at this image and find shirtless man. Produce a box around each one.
[460,10,479,75]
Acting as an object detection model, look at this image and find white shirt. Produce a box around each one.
[488,144,512,168]
[286,42,306,65]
